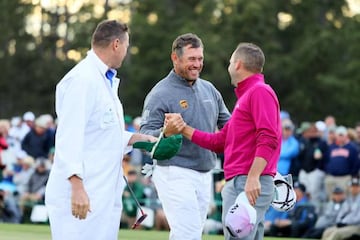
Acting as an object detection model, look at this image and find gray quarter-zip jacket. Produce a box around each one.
[140,70,231,172]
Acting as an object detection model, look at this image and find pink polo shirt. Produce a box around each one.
[192,74,281,180]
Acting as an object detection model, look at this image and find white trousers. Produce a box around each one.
[152,165,212,240]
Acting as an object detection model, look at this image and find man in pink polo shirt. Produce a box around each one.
[166,42,281,240]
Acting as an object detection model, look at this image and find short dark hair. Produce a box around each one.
[233,43,265,73]
[91,20,129,48]
[172,33,203,57]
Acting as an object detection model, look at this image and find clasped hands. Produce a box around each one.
[163,113,187,137]
[139,113,186,179]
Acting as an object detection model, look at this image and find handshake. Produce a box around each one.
[133,113,190,178]
[163,113,188,137]
[133,113,188,160]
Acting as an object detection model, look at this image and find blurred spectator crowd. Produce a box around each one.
[0,112,170,231]
[263,111,360,240]
[0,110,360,239]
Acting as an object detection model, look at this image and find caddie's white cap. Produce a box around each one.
[225,192,257,238]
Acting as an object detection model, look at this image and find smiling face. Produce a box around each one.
[172,44,203,82]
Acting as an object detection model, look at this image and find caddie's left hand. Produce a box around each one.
[69,175,91,220]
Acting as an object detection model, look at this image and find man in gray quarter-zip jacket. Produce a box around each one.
[140,33,230,240]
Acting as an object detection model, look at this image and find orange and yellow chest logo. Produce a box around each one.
[179,100,188,109]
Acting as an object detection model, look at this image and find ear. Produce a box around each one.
[112,39,120,50]
[235,60,242,71]
[171,52,177,62]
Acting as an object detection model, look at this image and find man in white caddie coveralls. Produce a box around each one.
[45,20,156,240]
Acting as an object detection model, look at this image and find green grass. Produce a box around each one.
[0,223,303,240]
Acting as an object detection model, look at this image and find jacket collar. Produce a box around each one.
[234,73,264,98]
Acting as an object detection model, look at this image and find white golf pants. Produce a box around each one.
[152,165,212,240]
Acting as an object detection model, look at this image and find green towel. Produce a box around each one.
[133,134,182,160]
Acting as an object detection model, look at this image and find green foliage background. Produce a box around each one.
[0,0,359,126]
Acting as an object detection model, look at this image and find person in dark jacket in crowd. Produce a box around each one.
[296,122,328,211]
[21,117,54,159]
[323,126,360,198]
